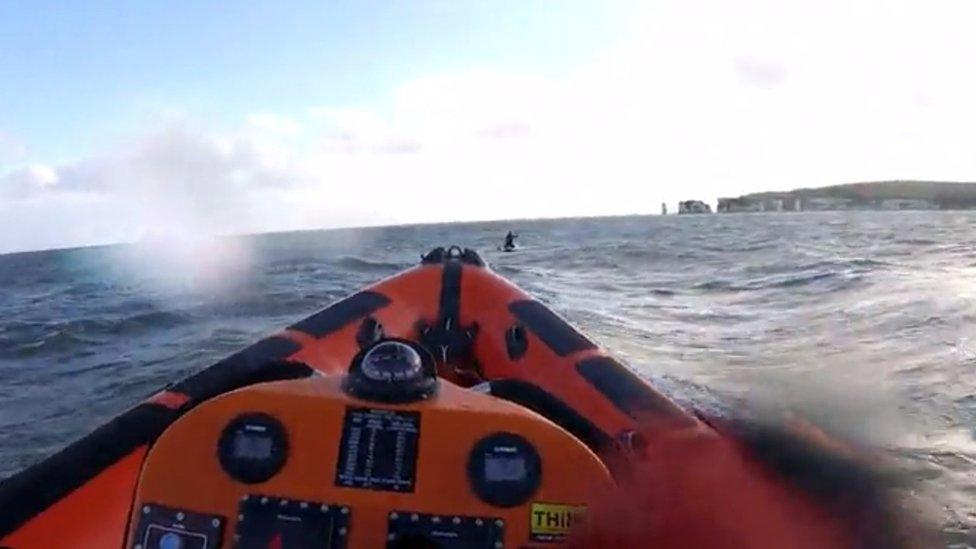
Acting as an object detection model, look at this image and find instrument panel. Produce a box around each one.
[127,375,612,548]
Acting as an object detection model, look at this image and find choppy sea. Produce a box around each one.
[0,212,973,544]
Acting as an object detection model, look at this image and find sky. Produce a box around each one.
[3,0,976,253]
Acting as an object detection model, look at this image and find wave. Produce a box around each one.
[689,258,881,293]
[1,212,974,537]
[334,256,409,272]
[10,330,98,358]
[0,309,195,359]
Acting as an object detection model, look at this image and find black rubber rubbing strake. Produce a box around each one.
[487,379,614,454]
[289,291,391,338]
[0,403,177,539]
[0,349,316,538]
[508,300,596,357]
[576,356,687,420]
[170,337,303,401]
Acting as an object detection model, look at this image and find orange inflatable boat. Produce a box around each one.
[0,246,697,548]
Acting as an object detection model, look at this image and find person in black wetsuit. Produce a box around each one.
[503,231,518,250]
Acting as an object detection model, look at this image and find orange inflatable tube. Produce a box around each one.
[0,246,695,547]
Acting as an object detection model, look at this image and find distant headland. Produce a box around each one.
[679,181,976,214]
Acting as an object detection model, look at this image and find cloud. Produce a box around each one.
[0,131,27,168]
[372,139,423,154]
[308,106,424,155]
[5,0,976,254]
[0,165,59,199]
[734,57,788,89]
[477,122,532,141]
[0,125,311,252]
[8,125,297,195]
[246,112,302,136]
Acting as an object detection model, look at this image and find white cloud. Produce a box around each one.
[246,112,302,136]
[0,164,59,199]
[28,165,58,188]
[4,0,976,253]
[0,126,300,248]
[734,57,788,89]
[0,131,27,168]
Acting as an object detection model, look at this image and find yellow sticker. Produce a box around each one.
[529,502,586,542]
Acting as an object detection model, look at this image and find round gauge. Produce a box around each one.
[467,432,542,507]
[217,413,288,484]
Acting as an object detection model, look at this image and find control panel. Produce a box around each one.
[127,369,612,547]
